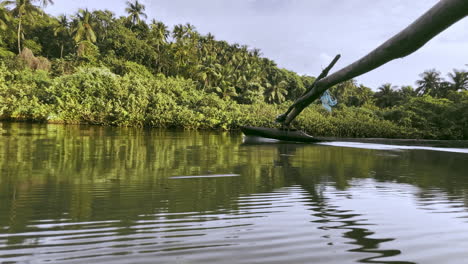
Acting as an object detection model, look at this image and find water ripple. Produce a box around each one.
[2,180,468,264]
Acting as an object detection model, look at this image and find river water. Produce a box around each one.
[1,123,468,264]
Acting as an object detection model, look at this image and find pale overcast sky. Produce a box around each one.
[45,0,468,89]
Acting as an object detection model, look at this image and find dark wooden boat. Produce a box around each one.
[240,126,323,143]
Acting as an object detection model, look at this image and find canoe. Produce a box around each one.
[240,126,323,143]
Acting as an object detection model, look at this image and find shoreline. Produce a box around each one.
[2,121,468,148]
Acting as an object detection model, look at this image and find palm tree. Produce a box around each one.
[92,10,114,41]
[374,83,398,108]
[150,19,168,47]
[399,85,416,98]
[36,0,52,16]
[5,0,39,53]
[172,24,184,42]
[330,79,357,103]
[184,23,196,38]
[206,32,215,42]
[415,69,443,96]
[149,19,168,72]
[0,2,12,31]
[172,23,197,42]
[72,9,96,43]
[265,76,288,104]
[250,48,262,58]
[53,15,69,58]
[447,69,468,91]
[354,85,374,106]
[125,0,147,26]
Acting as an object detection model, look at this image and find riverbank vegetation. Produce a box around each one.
[0,0,467,139]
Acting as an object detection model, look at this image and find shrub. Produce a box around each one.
[0,64,52,121]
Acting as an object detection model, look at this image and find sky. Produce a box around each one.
[45,0,468,89]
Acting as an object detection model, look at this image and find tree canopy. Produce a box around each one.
[0,1,467,139]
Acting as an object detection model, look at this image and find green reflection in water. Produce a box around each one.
[0,123,290,230]
[1,122,468,263]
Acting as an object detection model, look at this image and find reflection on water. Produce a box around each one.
[1,123,468,264]
[320,141,468,154]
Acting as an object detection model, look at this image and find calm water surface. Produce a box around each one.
[1,123,468,264]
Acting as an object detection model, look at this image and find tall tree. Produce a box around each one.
[415,69,443,96]
[172,23,197,42]
[0,1,12,31]
[149,19,168,48]
[92,10,114,42]
[447,69,468,91]
[330,79,357,104]
[399,85,417,98]
[72,8,96,43]
[172,24,186,42]
[5,0,39,53]
[345,84,374,107]
[149,19,169,72]
[53,14,69,58]
[264,68,288,104]
[374,83,398,108]
[125,0,147,26]
[265,80,288,104]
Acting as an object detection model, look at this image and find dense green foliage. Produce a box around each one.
[0,1,467,139]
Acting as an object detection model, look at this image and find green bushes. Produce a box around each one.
[383,96,463,139]
[43,66,252,129]
[295,105,406,138]
[48,67,119,124]
[0,64,52,121]
[1,63,467,139]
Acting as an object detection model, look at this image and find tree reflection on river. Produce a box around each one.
[1,123,468,264]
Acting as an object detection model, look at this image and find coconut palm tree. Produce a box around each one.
[172,24,184,42]
[265,73,288,104]
[36,0,52,16]
[331,79,357,103]
[415,69,443,96]
[447,69,468,91]
[72,9,96,43]
[148,19,168,73]
[5,0,39,53]
[0,1,12,31]
[184,23,196,38]
[150,19,168,48]
[399,85,417,98]
[54,14,69,58]
[125,0,147,26]
[206,32,215,43]
[374,83,398,108]
[250,48,261,58]
[172,23,198,42]
[92,10,114,41]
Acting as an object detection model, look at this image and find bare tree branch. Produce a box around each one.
[281,0,468,126]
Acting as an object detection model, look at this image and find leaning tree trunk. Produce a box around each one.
[279,0,468,126]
